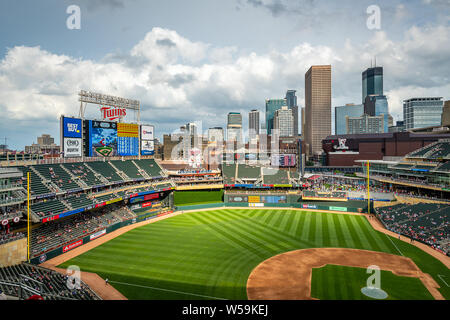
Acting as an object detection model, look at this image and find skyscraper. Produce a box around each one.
[346,114,385,134]
[285,90,299,137]
[305,65,331,156]
[273,106,294,137]
[249,109,260,138]
[403,97,444,130]
[362,66,383,103]
[364,95,389,133]
[335,104,364,135]
[227,112,243,143]
[265,99,286,135]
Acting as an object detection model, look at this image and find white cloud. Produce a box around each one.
[0,24,449,148]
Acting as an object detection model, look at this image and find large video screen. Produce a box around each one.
[117,123,139,156]
[87,120,118,157]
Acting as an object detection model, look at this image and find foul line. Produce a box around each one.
[385,233,404,256]
[438,275,449,287]
[108,280,228,300]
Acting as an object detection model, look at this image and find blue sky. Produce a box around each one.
[0,0,449,149]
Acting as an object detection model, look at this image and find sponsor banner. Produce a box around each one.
[63,137,82,158]
[273,184,292,188]
[39,254,47,264]
[141,125,154,140]
[329,206,348,212]
[106,197,122,205]
[142,201,153,208]
[144,193,159,201]
[228,196,248,203]
[129,196,145,204]
[271,154,296,167]
[63,117,82,138]
[141,140,155,155]
[249,203,264,207]
[42,215,60,223]
[248,196,260,203]
[59,208,85,219]
[63,239,83,253]
[302,204,317,209]
[35,193,56,200]
[95,202,106,208]
[90,229,106,240]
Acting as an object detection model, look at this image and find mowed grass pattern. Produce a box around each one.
[311,264,435,300]
[59,209,450,300]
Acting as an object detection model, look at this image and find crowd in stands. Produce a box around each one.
[302,175,389,194]
[376,203,450,255]
[31,204,136,257]
[0,263,99,300]
[0,228,25,245]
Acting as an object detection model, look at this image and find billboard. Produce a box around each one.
[271,154,296,167]
[141,140,155,155]
[117,123,139,156]
[141,125,154,140]
[63,117,82,138]
[87,120,118,157]
[63,138,82,157]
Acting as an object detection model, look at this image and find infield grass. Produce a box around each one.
[311,264,435,300]
[58,209,450,300]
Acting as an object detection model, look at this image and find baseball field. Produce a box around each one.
[58,209,450,300]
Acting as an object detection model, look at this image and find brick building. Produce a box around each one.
[322,132,450,166]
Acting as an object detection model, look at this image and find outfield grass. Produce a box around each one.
[59,209,450,300]
[311,264,435,300]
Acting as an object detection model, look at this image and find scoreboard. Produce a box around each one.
[117,123,139,156]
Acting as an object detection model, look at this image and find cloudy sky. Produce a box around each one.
[0,0,449,150]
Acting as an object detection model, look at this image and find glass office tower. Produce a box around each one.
[362,67,383,103]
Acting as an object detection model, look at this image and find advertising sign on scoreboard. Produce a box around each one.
[63,138,82,157]
[141,140,155,155]
[141,125,154,141]
[63,117,82,138]
[117,123,139,156]
[87,120,118,157]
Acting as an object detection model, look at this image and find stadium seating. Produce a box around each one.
[222,164,236,184]
[65,194,95,210]
[237,164,261,180]
[435,161,450,172]
[135,159,163,177]
[88,161,123,183]
[376,203,450,254]
[408,141,450,159]
[63,163,105,187]
[262,168,289,184]
[0,263,99,300]
[30,205,133,257]
[15,166,52,196]
[32,164,80,191]
[110,160,143,180]
[30,199,69,218]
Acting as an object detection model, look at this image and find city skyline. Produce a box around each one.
[1,1,450,149]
